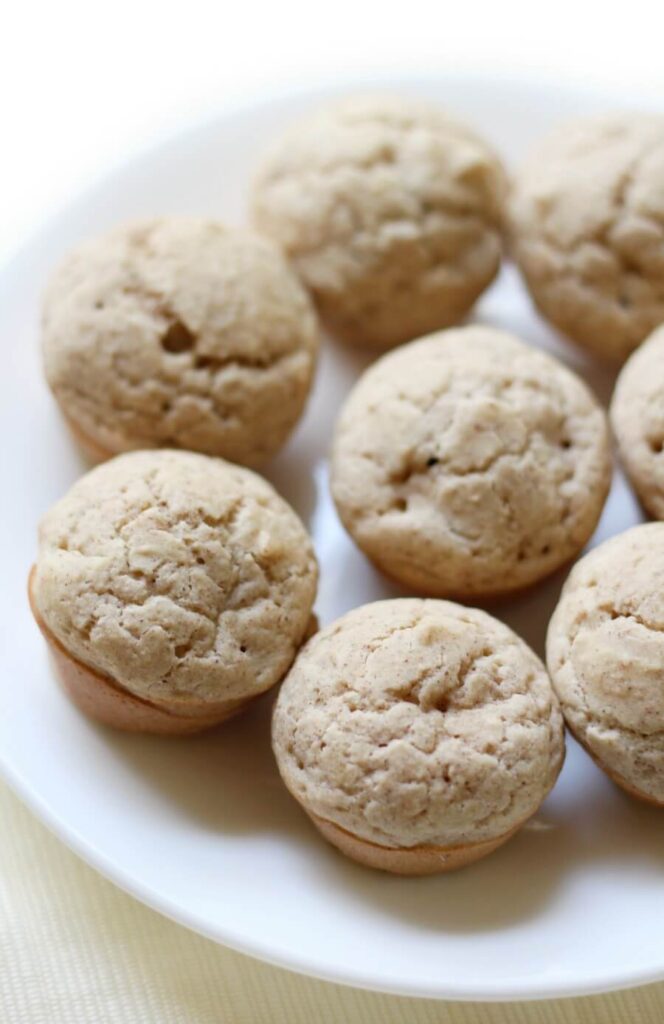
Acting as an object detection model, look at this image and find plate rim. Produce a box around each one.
[4,749,664,1003]
[2,68,664,1003]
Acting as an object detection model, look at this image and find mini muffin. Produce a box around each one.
[29,450,318,734]
[611,324,664,518]
[42,218,318,466]
[331,326,611,600]
[251,94,506,350]
[547,524,664,806]
[510,114,664,363]
[273,599,564,874]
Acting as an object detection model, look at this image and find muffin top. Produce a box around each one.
[273,599,564,849]
[42,218,318,466]
[331,326,611,598]
[510,114,664,362]
[610,324,664,519]
[33,450,318,706]
[252,93,506,348]
[547,524,664,804]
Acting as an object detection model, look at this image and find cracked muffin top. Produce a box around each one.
[272,598,564,849]
[610,324,664,519]
[32,450,318,706]
[41,218,319,466]
[251,93,506,350]
[509,114,664,363]
[331,326,611,599]
[547,523,664,805]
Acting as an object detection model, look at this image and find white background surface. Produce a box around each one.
[3,0,664,264]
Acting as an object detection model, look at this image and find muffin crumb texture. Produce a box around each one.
[331,326,611,598]
[547,524,664,804]
[42,218,318,465]
[510,114,664,362]
[273,599,564,849]
[252,94,506,349]
[610,324,664,518]
[33,450,318,707]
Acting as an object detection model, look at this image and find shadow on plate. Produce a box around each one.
[262,332,375,530]
[101,699,664,935]
[105,690,305,838]
[308,740,664,935]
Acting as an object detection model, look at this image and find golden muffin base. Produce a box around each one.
[308,811,521,875]
[567,721,664,809]
[28,567,252,735]
[375,555,578,606]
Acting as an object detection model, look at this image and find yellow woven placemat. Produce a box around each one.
[1,780,662,1023]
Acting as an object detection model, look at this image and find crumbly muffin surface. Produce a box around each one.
[547,524,664,804]
[273,599,564,848]
[252,94,506,349]
[33,450,318,705]
[611,324,664,518]
[42,218,318,465]
[510,114,664,363]
[331,326,611,598]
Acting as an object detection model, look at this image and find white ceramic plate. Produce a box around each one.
[2,73,663,1003]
